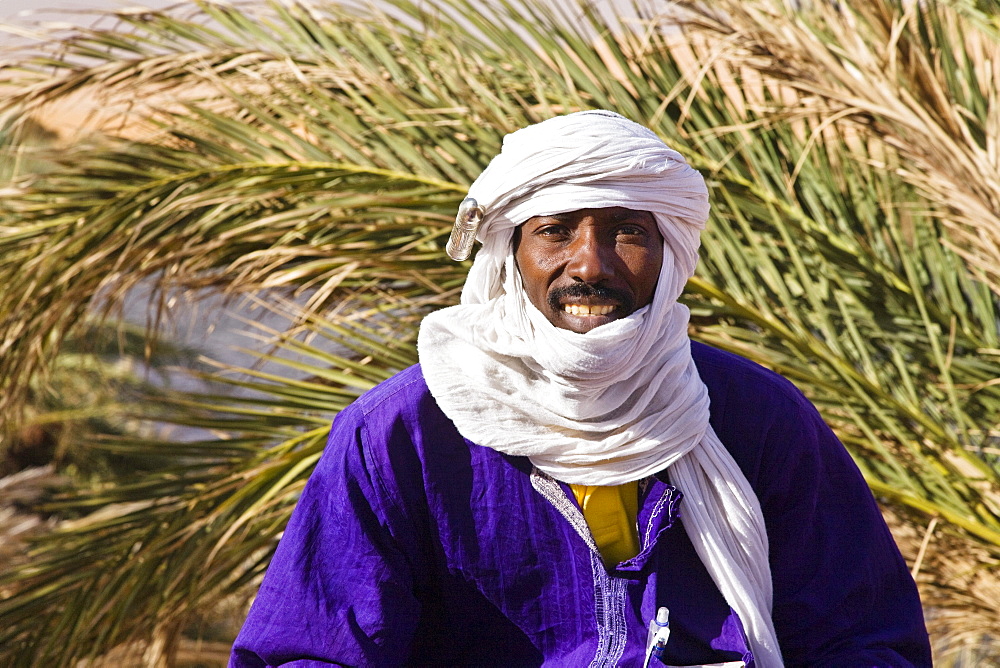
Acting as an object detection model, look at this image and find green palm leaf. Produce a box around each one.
[1,0,999,663]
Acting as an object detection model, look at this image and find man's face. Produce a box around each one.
[513,207,663,334]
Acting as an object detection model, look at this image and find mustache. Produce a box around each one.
[547,283,634,313]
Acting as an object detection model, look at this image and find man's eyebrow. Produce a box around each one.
[529,212,573,224]
[616,211,655,223]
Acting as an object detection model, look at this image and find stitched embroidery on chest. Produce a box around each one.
[529,468,630,667]
[588,552,629,667]
[529,467,597,551]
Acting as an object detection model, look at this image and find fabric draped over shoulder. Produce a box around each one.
[416,110,783,667]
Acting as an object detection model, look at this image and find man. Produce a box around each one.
[230,111,931,666]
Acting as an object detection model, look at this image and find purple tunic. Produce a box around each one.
[230,342,930,667]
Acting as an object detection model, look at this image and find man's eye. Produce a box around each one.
[616,225,646,237]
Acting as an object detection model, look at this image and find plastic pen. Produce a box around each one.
[644,606,670,667]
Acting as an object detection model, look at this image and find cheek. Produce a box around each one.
[514,248,552,303]
[628,246,663,304]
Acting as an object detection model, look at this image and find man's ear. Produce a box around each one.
[504,227,524,287]
[511,225,524,276]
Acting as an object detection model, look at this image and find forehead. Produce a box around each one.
[520,207,657,224]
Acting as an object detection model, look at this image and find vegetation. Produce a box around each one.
[1,0,999,664]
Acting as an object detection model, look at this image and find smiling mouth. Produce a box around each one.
[548,284,634,324]
[563,304,615,316]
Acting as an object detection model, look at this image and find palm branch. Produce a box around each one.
[1,0,998,663]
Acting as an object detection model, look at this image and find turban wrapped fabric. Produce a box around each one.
[417,111,783,667]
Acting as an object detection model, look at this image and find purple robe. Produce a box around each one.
[231,342,931,667]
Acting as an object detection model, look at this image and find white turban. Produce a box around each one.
[417,110,783,667]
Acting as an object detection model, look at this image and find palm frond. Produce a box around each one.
[0,301,418,665]
[1,0,999,662]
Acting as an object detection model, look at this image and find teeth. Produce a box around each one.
[563,304,615,316]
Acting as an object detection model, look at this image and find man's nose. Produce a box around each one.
[565,231,614,284]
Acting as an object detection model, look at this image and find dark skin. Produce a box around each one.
[513,207,663,334]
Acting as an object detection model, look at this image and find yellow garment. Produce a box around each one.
[570,481,640,568]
